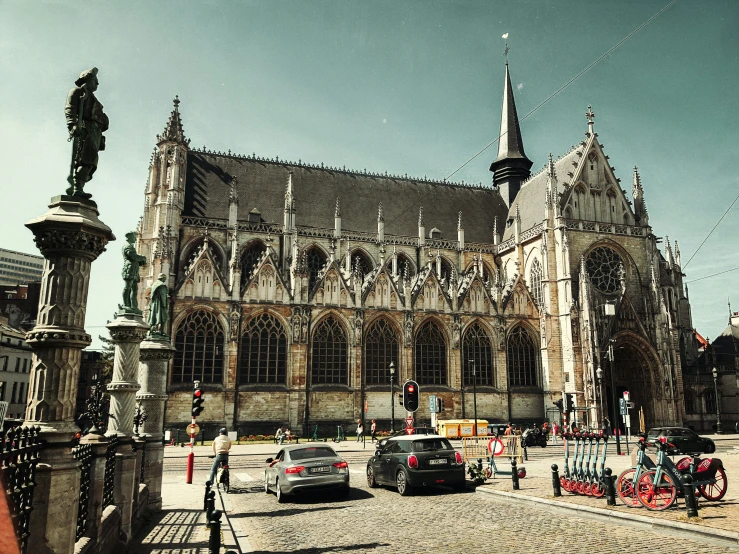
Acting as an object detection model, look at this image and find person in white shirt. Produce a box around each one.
[209,428,232,484]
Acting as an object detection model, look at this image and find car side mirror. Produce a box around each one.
[265,457,273,464]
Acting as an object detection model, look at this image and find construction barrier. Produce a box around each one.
[462,435,524,464]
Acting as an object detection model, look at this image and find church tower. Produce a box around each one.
[490,62,533,208]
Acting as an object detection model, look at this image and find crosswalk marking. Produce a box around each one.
[235,472,256,482]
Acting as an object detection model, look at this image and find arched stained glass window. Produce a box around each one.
[307,247,327,291]
[586,246,622,294]
[364,318,399,385]
[173,310,224,384]
[240,242,266,289]
[239,313,287,384]
[414,320,447,385]
[506,326,538,387]
[351,250,374,280]
[462,322,493,386]
[530,259,543,307]
[311,316,348,384]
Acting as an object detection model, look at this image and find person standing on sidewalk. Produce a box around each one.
[356,420,364,442]
[370,419,377,442]
[208,428,232,484]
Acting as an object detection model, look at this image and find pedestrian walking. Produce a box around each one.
[552,422,559,443]
[504,423,513,436]
[602,417,612,437]
[370,419,377,442]
[356,420,364,442]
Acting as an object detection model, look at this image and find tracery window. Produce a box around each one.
[351,250,374,280]
[240,242,266,289]
[529,259,543,307]
[364,318,399,385]
[311,316,348,384]
[684,390,695,414]
[414,320,447,385]
[307,247,327,291]
[704,389,716,414]
[506,326,538,387]
[173,310,224,384]
[396,253,416,277]
[585,246,623,294]
[462,322,493,386]
[239,313,287,384]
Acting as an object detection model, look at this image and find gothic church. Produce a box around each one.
[135,62,691,435]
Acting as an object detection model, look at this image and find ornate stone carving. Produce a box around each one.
[451,315,462,349]
[404,312,414,347]
[353,309,364,346]
[32,229,109,258]
[229,303,240,342]
[109,328,148,342]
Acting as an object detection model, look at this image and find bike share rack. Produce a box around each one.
[559,431,609,497]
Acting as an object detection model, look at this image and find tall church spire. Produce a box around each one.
[158,95,188,144]
[490,61,533,208]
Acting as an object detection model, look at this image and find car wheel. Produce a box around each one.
[276,479,288,503]
[397,468,413,496]
[366,465,378,488]
[264,471,270,494]
[706,442,716,454]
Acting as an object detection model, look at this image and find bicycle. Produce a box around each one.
[209,455,230,493]
[616,433,655,507]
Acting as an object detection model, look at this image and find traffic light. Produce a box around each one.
[553,399,563,413]
[565,393,574,413]
[192,382,204,418]
[402,380,419,412]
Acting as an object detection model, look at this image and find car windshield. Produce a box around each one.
[647,429,662,439]
[289,447,337,461]
[412,438,453,452]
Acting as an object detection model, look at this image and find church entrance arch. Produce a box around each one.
[604,332,661,432]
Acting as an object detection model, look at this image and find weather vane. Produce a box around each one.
[502,33,510,63]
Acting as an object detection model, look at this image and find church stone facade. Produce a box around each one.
[135,65,691,436]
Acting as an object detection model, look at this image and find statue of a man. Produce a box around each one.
[65,67,109,199]
[147,273,169,335]
[121,232,146,311]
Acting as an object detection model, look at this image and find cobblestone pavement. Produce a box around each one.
[226,463,738,553]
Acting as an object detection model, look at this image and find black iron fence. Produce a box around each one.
[139,441,146,484]
[72,442,92,541]
[102,435,119,509]
[0,426,43,554]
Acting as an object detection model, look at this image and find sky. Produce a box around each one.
[1,0,738,349]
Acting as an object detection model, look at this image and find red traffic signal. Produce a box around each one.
[192,383,204,417]
[402,380,419,412]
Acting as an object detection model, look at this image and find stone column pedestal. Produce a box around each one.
[112,446,137,543]
[78,433,109,542]
[23,196,114,554]
[137,337,174,512]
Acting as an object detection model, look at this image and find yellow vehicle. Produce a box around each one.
[436,419,488,439]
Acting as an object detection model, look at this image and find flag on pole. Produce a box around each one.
[502,33,509,39]
[639,407,645,433]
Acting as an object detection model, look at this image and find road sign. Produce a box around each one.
[488,438,505,456]
[429,395,437,413]
[626,402,635,409]
[623,391,630,401]
[619,398,627,415]
[405,416,414,428]
[186,423,200,436]
[623,414,631,429]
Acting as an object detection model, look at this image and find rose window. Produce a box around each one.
[585,246,622,294]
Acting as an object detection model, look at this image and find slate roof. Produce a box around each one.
[184,151,509,244]
[502,142,587,241]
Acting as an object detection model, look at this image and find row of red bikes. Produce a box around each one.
[560,431,728,510]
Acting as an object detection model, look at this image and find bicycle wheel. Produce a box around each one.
[223,470,230,493]
[616,468,640,507]
[637,470,677,511]
[699,467,728,501]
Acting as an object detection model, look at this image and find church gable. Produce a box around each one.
[411,266,452,312]
[312,261,353,307]
[362,265,404,310]
[458,272,496,315]
[178,239,228,300]
[501,275,540,318]
[242,249,290,304]
[561,138,634,225]
[613,293,650,339]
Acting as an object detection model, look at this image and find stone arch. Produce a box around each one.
[396,251,416,277]
[239,239,267,288]
[179,235,228,277]
[363,315,401,385]
[310,312,350,385]
[462,318,494,386]
[305,244,329,292]
[348,247,374,278]
[414,316,448,386]
[239,310,288,385]
[506,323,540,388]
[172,308,227,385]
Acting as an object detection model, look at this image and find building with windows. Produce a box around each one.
[135,64,691,435]
[0,248,44,286]
[0,316,32,421]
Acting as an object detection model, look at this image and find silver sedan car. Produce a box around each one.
[264,444,350,503]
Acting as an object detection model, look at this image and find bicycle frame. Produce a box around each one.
[576,434,588,480]
[562,433,571,479]
[582,434,595,482]
[588,435,601,484]
[570,434,581,480]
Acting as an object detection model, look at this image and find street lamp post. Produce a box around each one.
[470,359,478,436]
[389,361,395,433]
[712,367,722,434]
[596,366,604,425]
[608,339,622,456]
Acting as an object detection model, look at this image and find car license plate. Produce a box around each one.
[310,466,330,473]
[429,459,447,465]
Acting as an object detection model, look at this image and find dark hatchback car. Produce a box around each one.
[366,435,465,496]
[646,427,716,455]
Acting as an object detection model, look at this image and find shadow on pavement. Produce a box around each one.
[128,509,208,553]
[248,542,391,553]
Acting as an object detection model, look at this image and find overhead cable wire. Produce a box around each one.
[685,266,739,284]
[385,0,678,228]
[682,191,739,270]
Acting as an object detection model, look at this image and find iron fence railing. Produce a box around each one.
[71,442,92,541]
[139,442,146,484]
[0,426,43,554]
[102,435,119,509]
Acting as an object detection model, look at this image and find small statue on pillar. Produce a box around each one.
[120,232,147,313]
[133,402,148,438]
[147,273,169,337]
[65,67,109,199]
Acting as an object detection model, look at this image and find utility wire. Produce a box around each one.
[445,0,679,181]
[682,191,739,270]
[385,0,678,228]
[685,266,739,285]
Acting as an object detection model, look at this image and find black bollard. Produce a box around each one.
[683,474,699,518]
[511,458,520,490]
[204,480,212,511]
[208,509,222,554]
[523,444,529,461]
[604,468,616,506]
[551,464,562,497]
[206,490,216,525]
